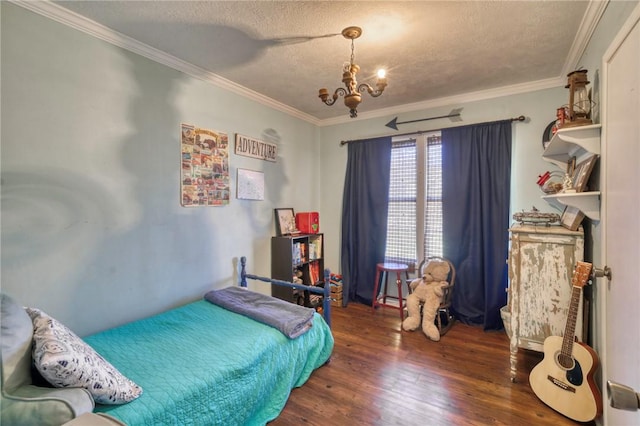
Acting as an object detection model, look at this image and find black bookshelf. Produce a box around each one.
[271,233,324,308]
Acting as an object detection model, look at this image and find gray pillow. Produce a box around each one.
[25,307,142,405]
[1,293,34,392]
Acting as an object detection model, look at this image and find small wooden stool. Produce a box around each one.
[371,262,409,321]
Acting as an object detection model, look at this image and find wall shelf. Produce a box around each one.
[541,124,601,220]
[542,124,601,168]
[542,191,601,220]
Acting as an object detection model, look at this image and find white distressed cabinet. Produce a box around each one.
[506,224,584,381]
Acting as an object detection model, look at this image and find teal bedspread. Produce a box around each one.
[85,300,334,425]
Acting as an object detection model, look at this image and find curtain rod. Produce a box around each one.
[339,115,526,146]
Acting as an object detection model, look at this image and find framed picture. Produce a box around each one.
[237,168,264,200]
[573,154,598,192]
[274,208,299,236]
[180,123,229,207]
[566,156,576,177]
[560,205,585,231]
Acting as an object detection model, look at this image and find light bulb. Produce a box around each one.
[377,69,386,79]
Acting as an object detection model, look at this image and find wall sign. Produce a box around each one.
[234,134,277,162]
[181,123,229,206]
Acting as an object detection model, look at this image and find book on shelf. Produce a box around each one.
[292,243,301,265]
[309,260,321,285]
[309,235,322,260]
[300,243,307,263]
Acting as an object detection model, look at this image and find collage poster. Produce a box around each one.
[181,123,229,206]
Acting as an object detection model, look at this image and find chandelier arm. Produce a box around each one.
[357,83,384,98]
[320,88,347,106]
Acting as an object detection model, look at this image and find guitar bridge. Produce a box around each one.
[547,375,576,393]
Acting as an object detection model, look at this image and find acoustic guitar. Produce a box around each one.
[529,261,602,422]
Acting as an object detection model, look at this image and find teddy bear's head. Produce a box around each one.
[422,259,450,282]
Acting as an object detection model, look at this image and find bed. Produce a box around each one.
[84,257,334,425]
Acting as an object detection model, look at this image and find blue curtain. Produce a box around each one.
[340,136,392,306]
[441,120,512,330]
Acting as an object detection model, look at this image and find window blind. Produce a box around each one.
[385,134,443,267]
[424,134,443,258]
[385,139,417,265]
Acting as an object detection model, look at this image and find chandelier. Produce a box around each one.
[318,26,387,118]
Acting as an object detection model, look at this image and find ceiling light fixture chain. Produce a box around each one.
[350,37,355,66]
[318,26,387,118]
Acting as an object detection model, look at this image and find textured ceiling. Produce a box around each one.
[49,1,594,123]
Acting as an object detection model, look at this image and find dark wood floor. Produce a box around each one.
[271,303,595,426]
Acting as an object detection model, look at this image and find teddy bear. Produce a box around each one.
[402,259,451,341]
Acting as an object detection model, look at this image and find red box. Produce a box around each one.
[295,212,319,234]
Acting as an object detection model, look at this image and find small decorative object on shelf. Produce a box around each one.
[573,154,599,192]
[560,205,585,231]
[564,69,593,128]
[274,208,300,236]
[537,171,565,194]
[562,156,577,193]
[542,120,556,150]
[562,173,575,193]
[295,212,320,234]
[513,206,560,226]
[553,106,569,134]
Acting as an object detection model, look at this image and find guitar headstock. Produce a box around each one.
[572,261,593,288]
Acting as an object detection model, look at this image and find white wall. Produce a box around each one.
[0,3,319,336]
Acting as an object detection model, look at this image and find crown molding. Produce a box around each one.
[10,0,322,126]
[562,0,609,76]
[11,0,602,129]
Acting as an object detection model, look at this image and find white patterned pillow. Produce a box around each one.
[25,307,142,405]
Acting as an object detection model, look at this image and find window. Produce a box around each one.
[385,133,443,268]
[385,140,417,265]
[424,134,443,259]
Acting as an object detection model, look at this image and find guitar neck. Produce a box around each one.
[561,285,582,355]
[560,261,592,361]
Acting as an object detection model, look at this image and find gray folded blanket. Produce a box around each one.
[204,287,314,339]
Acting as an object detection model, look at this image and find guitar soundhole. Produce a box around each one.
[555,351,584,386]
[556,352,574,370]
